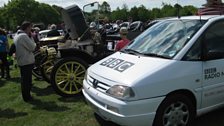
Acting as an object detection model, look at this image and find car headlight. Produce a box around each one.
[106,85,135,100]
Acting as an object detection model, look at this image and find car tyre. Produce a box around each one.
[153,94,195,126]
[50,57,88,97]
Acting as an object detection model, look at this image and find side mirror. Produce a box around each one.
[205,50,224,60]
[90,3,94,7]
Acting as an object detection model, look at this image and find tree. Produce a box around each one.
[0,0,61,30]
[99,1,111,22]
[37,3,61,26]
[0,0,199,30]
[137,5,150,22]
[100,1,111,13]
[110,4,129,21]
[151,8,161,19]
[161,3,176,17]
[180,5,197,16]
[129,6,139,21]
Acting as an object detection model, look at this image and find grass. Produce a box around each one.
[0,66,117,126]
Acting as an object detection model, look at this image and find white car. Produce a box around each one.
[82,15,224,126]
[39,29,64,39]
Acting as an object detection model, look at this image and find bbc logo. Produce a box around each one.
[100,58,134,72]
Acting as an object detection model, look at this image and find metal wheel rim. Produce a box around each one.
[163,102,189,126]
[55,61,86,95]
[32,66,42,78]
[42,60,54,79]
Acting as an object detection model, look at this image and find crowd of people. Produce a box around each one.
[0,28,10,79]
[0,21,37,102]
[0,18,131,103]
[0,21,58,102]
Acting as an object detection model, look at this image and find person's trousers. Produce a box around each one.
[0,52,10,78]
[19,64,34,101]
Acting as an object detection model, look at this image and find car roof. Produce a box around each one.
[166,15,222,20]
[39,29,50,34]
[39,29,64,34]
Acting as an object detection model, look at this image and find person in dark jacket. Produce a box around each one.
[0,28,10,79]
[47,24,60,37]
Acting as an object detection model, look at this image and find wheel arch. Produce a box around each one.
[166,89,197,110]
[59,48,95,64]
[153,89,197,126]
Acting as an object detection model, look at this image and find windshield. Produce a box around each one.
[124,19,207,59]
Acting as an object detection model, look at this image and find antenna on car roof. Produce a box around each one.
[176,0,180,19]
[200,14,202,23]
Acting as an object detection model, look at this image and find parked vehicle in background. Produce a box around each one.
[39,29,64,40]
[83,15,224,126]
[119,22,130,29]
[128,21,144,32]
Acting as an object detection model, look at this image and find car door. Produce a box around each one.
[202,20,224,108]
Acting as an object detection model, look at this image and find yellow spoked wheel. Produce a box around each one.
[50,57,88,97]
[40,59,55,83]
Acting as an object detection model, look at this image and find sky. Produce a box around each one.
[0,0,210,10]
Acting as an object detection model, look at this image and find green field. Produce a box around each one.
[0,66,116,126]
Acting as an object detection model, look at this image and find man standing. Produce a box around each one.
[0,28,10,79]
[14,21,36,102]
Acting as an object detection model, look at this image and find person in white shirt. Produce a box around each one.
[14,21,36,102]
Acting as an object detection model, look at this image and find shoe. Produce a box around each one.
[23,96,33,102]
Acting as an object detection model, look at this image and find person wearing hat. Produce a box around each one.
[115,27,130,51]
[14,21,36,102]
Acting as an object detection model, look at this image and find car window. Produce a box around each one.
[129,22,138,31]
[204,20,224,60]
[182,37,202,61]
[125,19,206,58]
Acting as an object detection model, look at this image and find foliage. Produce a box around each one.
[0,67,103,126]
[100,1,111,14]
[137,5,150,22]
[0,0,61,31]
[160,4,176,17]
[151,8,162,19]
[180,5,198,16]
[129,6,139,21]
[110,7,129,21]
[0,1,198,31]
[109,2,197,22]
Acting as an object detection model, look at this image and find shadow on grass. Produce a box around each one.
[0,108,27,118]
[34,77,44,81]
[0,77,20,87]
[29,98,70,112]
[192,107,224,126]
[94,113,120,126]
[58,93,85,103]
[32,85,54,96]
[6,77,21,83]
[0,79,6,87]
